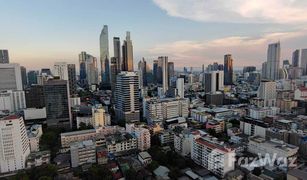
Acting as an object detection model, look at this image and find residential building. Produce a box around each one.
[100,25,110,84]
[158,130,174,145]
[27,70,38,86]
[27,124,43,152]
[122,31,134,72]
[70,140,96,168]
[265,42,280,80]
[126,123,151,151]
[138,58,147,88]
[292,49,300,67]
[23,107,47,125]
[258,80,277,107]
[0,115,30,173]
[204,71,224,93]
[174,129,193,156]
[113,37,121,71]
[301,49,307,75]
[176,78,184,98]
[0,49,9,63]
[160,56,168,94]
[115,71,140,122]
[53,62,68,80]
[240,118,269,138]
[106,132,137,155]
[138,152,152,165]
[0,90,26,113]
[20,66,27,89]
[67,64,77,95]
[224,54,233,85]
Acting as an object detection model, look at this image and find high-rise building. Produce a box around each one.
[266,42,280,80]
[168,62,174,85]
[224,54,233,85]
[160,56,169,94]
[122,31,134,72]
[205,71,224,93]
[243,66,256,73]
[153,60,159,84]
[0,50,9,64]
[25,85,45,108]
[258,80,277,107]
[27,70,38,86]
[79,51,98,86]
[0,115,30,173]
[110,57,120,94]
[301,49,307,75]
[53,62,68,80]
[43,79,71,128]
[0,63,23,91]
[115,72,140,122]
[113,37,121,71]
[138,58,147,88]
[20,66,27,89]
[292,49,300,67]
[176,78,184,98]
[67,64,77,96]
[41,68,52,76]
[100,25,110,85]
[0,90,26,113]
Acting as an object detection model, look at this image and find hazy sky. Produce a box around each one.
[1,0,307,70]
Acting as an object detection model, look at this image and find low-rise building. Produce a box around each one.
[240,118,269,138]
[27,124,43,152]
[206,118,225,133]
[138,151,152,166]
[174,129,193,156]
[126,123,151,151]
[158,130,174,145]
[249,107,280,120]
[106,133,137,155]
[70,140,96,168]
[26,151,50,168]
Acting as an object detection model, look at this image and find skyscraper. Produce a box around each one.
[205,71,224,93]
[168,62,174,85]
[67,64,77,96]
[79,51,98,86]
[27,70,38,86]
[292,49,300,67]
[138,58,147,88]
[43,79,71,128]
[25,85,45,108]
[0,63,23,91]
[224,54,233,85]
[0,115,30,173]
[53,62,68,80]
[110,57,120,93]
[176,78,184,98]
[113,37,121,71]
[20,66,27,89]
[100,25,110,85]
[153,60,159,84]
[300,49,307,75]
[266,42,280,80]
[258,80,277,107]
[122,31,134,72]
[0,50,9,64]
[160,56,168,94]
[115,72,140,122]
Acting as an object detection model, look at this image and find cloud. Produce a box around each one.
[147,28,307,68]
[153,0,307,24]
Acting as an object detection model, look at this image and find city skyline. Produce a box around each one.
[1,0,307,70]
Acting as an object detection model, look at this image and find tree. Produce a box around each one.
[253,167,262,176]
[78,122,93,130]
[39,128,62,159]
[207,128,217,137]
[125,168,137,180]
[147,160,159,171]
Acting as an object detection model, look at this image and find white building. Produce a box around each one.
[174,129,193,156]
[249,107,280,120]
[240,119,268,138]
[70,140,96,168]
[53,62,68,80]
[126,123,151,151]
[27,124,43,152]
[265,42,280,80]
[160,56,168,94]
[145,97,189,124]
[248,136,298,163]
[258,80,277,107]
[158,130,174,145]
[191,135,235,178]
[0,115,30,173]
[0,90,26,113]
[0,63,23,91]
[176,78,184,98]
[70,97,81,107]
[106,133,137,154]
[138,151,152,165]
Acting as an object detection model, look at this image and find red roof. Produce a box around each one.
[2,115,19,120]
[195,138,231,153]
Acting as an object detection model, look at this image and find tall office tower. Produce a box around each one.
[0,50,9,63]
[20,66,27,89]
[0,63,22,91]
[86,57,99,85]
[160,56,169,94]
[0,90,26,113]
[27,70,38,86]
[25,85,45,108]
[115,72,140,122]
[202,64,205,87]
[79,51,98,86]
[292,49,300,67]
[138,58,147,88]
[41,68,52,76]
[176,78,184,98]
[258,80,277,107]
[67,64,77,96]
[301,49,307,75]
[153,60,159,84]
[122,31,134,72]
[0,115,30,173]
[224,54,233,85]
[261,62,268,79]
[100,25,110,84]
[243,66,256,73]
[157,59,163,84]
[110,57,120,93]
[43,79,71,128]
[266,42,281,80]
[204,71,224,93]
[168,62,174,85]
[113,37,121,71]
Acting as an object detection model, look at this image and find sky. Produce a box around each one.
[1,0,307,70]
